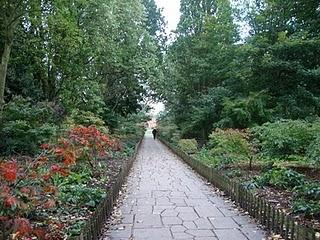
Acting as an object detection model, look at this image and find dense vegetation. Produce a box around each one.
[1,0,320,237]
[157,0,320,139]
[156,0,320,230]
[0,0,164,238]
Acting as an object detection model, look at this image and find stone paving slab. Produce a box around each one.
[103,132,267,240]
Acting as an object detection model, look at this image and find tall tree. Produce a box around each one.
[0,0,27,113]
[178,0,217,35]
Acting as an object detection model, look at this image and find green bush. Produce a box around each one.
[251,119,319,159]
[178,139,198,154]
[2,96,56,123]
[158,122,181,145]
[115,118,145,141]
[196,147,219,167]
[293,181,320,217]
[217,91,271,128]
[0,97,58,155]
[293,198,320,217]
[59,184,106,209]
[306,135,320,166]
[196,129,253,169]
[256,168,305,189]
[65,109,106,127]
[64,109,110,135]
[294,182,320,201]
[208,128,252,161]
[1,121,57,154]
[114,113,147,155]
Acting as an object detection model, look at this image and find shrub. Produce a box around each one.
[0,97,58,155]
[293,198,320,217]
[251,119,319,159]
[217,91,271,129]
[292,179,320,218]
[178,139,198,154]
[196,129,253,169]
[1,121,57,155]
[256,168,306,189]
[115,113,147,143]
[0,158,69,238]
[158,122,181,145]
[2,96,55,124]
[306,134,320,166]
[196,147,219,167]
[65,109,106,128]
[294,182,320,201]
[208,128,252,162]
[44,126,121,169]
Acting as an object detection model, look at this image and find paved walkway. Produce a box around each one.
[103,132,267,240]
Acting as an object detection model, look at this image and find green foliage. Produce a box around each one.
[115,113,147,138]
[157,113,181,145]
[252,119,319,159]
[153,0,320,142]
[1,121,57,155]
[256,168,306,189]
[217,91,271,128]
[56,166,107,213]
[292,199,320,217]
[208,128,252,161]
[196,129,252,169]
[293,181,320,217]
[306,135,320,166]
[60,80,106,116]
[64,109,109,134]
[294,182,320,201]
[196,147,217,167]
[59,184,106,209]
[0,97,57,155]
[178,0,217,34]
[178,139,198,154]
[226,169,243,178]
[181,87,231,139]
[2,96,56,123]
[114,112,147,155]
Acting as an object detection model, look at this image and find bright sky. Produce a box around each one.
[150,102,165,117]
[155,0,181,34]
[149,0,180,116]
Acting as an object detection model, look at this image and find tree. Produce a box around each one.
[178,0,217,35]
[155,0,239,138]
[155,0,320,141]
[0,0,27,113]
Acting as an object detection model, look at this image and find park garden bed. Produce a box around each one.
[0,127,142,239]
[0,126,143,240]
[160,137,320,240]
[220,165,320,232]
[159,119,320,239]
[0,98,145,239]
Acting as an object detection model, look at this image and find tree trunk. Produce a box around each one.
[0,41,12,115]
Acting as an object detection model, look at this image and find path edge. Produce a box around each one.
[159,137,320,240]
[70,137,144,240]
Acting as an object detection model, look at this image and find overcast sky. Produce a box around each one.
[155,0,181,34]
[149,0,181,116]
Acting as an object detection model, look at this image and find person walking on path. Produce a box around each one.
[152,128,158,140]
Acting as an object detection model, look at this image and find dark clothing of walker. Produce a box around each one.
[152,129,158,140]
